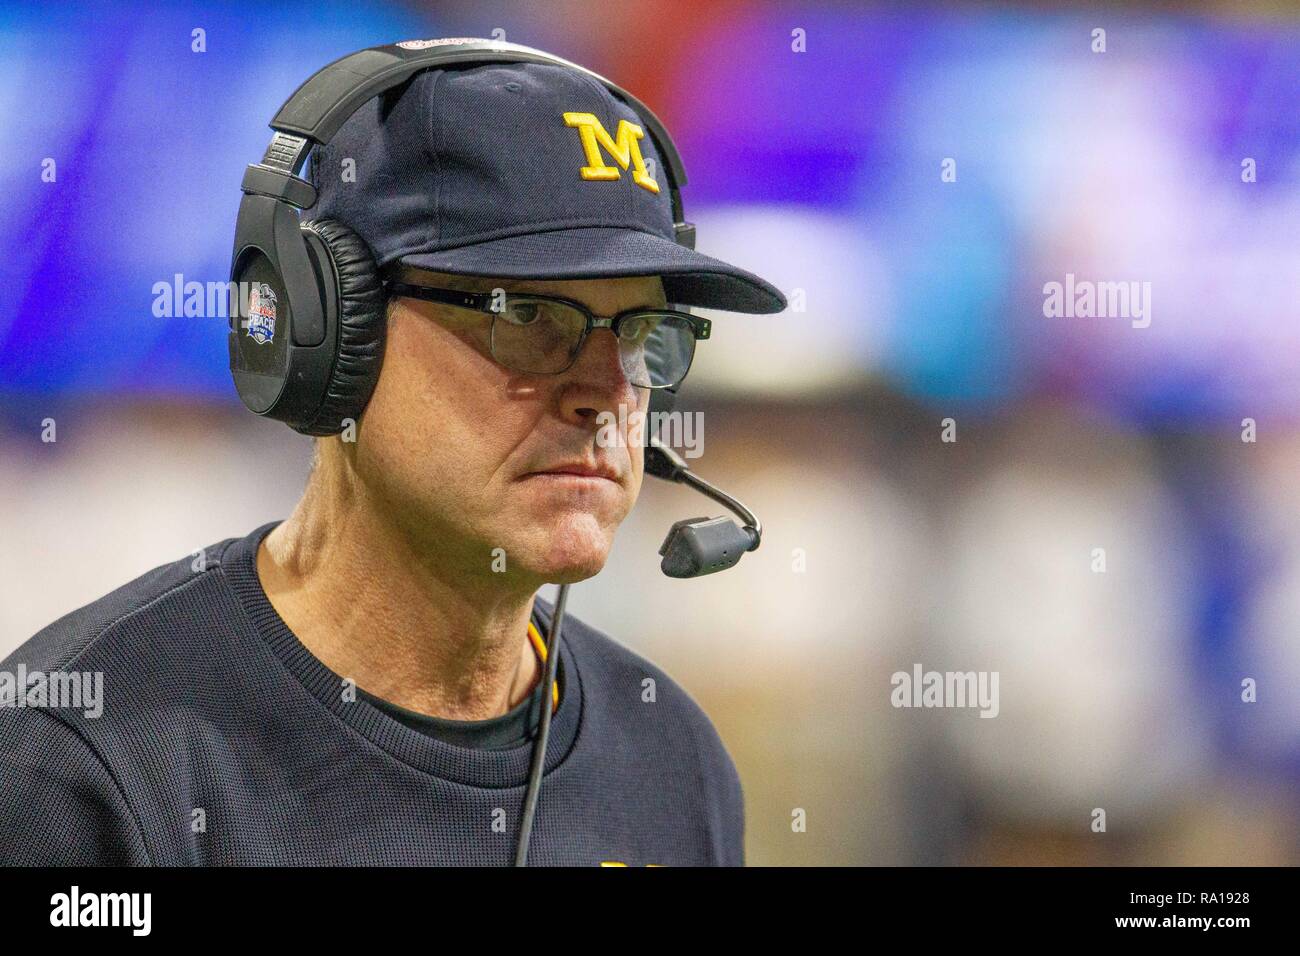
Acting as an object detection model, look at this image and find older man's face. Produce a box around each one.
[352,268,662,585]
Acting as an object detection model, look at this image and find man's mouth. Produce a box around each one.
[519,460,620,483]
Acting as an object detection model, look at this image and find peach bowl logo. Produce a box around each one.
[246,283,277,345]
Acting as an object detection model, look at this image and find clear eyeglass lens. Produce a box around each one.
[632,314,696,388]
[492,299,587,374]
[491,299,696,388]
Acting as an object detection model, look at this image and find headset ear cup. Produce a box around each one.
[296,219,386,436]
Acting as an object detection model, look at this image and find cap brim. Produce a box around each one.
[396,226,787,314]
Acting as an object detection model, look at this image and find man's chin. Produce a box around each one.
[512,514,616,584]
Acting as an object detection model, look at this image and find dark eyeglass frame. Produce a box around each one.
[383,280,711,389]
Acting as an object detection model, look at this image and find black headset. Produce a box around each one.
[229,38,690,437]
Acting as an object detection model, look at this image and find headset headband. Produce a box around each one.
[244,39,690,234]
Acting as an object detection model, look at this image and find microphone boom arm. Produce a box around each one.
[675,468,761,550]
[644,437,762,577]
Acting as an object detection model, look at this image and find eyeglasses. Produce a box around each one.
[384,280,710,390]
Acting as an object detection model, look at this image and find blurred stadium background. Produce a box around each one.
[2,0,1298,864]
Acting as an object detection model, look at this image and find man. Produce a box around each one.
[0,49,785,865]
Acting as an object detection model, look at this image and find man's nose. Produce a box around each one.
[556,328,639,424]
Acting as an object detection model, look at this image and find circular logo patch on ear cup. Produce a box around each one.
[229,249,295,415]
[245,283,278,345]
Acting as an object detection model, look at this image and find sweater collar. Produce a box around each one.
[219,521,583,788]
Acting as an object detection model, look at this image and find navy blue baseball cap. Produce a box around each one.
[307,59,786,314]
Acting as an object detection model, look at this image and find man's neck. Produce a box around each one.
[255,459,544,722]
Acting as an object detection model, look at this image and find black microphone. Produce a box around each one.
[644,437,762,578]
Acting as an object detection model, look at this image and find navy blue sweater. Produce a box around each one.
[0,523,744,866]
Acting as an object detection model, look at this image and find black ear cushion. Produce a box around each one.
[296,219,386,436]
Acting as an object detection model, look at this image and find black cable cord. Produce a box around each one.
[514,581,569,866]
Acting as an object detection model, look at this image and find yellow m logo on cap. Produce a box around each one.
[562,112,660,195]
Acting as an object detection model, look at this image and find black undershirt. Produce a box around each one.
[355,608,560,751]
